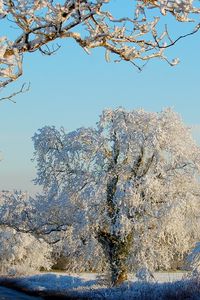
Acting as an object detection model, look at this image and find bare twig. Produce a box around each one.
[0,82,30,103]
[155,23,200,49]
[39,44,61,56]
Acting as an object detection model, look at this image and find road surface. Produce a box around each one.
[0,286,43,300]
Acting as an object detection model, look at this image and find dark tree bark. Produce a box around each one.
[97,230,132,285]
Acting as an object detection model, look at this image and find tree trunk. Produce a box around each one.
[97,230,132,286]
[110,247,128,285]
[98,137,132,285]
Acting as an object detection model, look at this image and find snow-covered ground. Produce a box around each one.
[15,271,186,291]
[1,271,196,300]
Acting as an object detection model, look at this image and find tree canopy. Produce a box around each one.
[1,0,200,90]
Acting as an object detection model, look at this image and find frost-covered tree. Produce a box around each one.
[1,0,200,89]
[0,191,53,275]
[33,108,200,285]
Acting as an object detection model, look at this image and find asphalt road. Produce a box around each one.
[0,286,43,300]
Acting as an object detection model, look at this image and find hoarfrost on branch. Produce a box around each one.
[1,0,200,88]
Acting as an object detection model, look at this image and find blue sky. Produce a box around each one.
[0,2,200,194]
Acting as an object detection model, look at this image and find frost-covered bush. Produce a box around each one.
[0,227,53,275]
[0,191,54,275]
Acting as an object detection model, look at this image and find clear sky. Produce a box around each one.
[0,1,200,195]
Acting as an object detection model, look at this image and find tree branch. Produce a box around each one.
[0,82,30,103]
